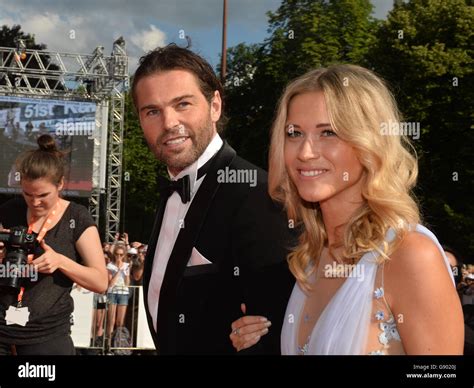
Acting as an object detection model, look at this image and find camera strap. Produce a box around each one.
[14,200,61,307]
[26,200,61,256]
[17,286,24,307]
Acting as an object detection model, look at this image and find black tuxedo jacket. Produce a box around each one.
[143,142,295,355]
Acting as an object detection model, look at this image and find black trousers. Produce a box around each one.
[0,334,75,355]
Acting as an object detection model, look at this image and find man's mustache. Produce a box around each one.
[159,125,192,144]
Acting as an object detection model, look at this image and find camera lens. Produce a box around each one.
[0,250,28,289]
[0,227,37,289]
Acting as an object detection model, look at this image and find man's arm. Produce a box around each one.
[232,183,296,354]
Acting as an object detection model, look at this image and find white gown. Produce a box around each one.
[281,224,455,355]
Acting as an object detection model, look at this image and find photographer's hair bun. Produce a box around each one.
[37,134,58,153]
[16,133,65,186]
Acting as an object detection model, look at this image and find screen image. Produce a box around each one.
[0,95,97,197]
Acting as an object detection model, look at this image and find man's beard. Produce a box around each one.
[155,116,214,174]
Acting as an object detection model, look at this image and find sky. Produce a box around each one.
[0,0,393,73]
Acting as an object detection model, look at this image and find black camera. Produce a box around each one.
[0,226,38,289]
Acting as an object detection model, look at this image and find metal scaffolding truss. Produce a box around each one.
[0,38,129,242]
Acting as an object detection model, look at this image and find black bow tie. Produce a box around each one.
[157,156,214,204]
[157,174,191,203]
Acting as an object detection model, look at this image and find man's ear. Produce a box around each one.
[210,90,222,124]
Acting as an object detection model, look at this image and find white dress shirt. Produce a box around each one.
[148,134,223,332]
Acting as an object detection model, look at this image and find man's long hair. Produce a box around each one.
[132,43,227,132]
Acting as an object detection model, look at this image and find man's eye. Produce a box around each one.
[146,109,160,116]
[177,101,190,109]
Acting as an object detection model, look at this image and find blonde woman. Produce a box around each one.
[105,243,130,350]
[230,65,464,355]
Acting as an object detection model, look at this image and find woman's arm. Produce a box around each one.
[385,232,464,355]
[33,226,108,293]
[124,267,130,287]
[108,267,122,287]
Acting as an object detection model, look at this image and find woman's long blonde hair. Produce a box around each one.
[268,64,420,290]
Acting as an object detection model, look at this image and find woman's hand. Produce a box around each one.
[120,263,130,275]
[229,303,272,352]
[0,228,10,264]
[32,240,65,274]
[0,241,5,264]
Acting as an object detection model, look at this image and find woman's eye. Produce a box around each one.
[286,125,302,138]
[321,129,337,137]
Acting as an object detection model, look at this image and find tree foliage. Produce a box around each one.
[366,0,473,259]
[122,91,166,242]
[224,0,377,167]
[0,24,61,90]
[223,0,473,259]
[0,24,46,50]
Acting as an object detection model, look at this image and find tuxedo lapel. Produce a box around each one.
[142,193,167,346]
[156,142,236,346]
[143,196,166,294]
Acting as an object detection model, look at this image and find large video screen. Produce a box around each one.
[0,95,96,197]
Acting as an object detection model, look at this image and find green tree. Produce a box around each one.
[221,43,263,160]
[0,24,60,90]
[366,0,474,259]
[0,24,46,50]
[122,92,166,243]
[262,0,376,82]
[224,0,377,167]
[0,25,64,208]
